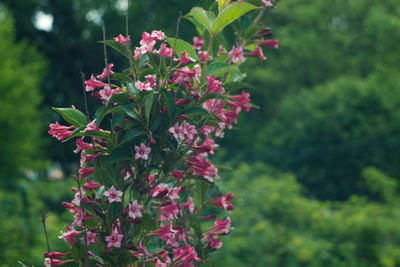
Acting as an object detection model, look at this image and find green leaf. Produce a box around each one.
[244,24,263,40]
[151,114,162,132]
[161,90,177,118]
[224,81,254,92]
[107,93,131,107]
[180,107,209,116]
[187,7,213,33]
[52,107,88,127]
[212,2,258,34]
[118,104,141,121]
[62,126,86,142]
[121,128,145,144]
[126,82,138,95]
[144,92,154,123]
[108,146,132,163]
[204,62,228,79]
[218,0,231,12]
[166,38,199,61]
[110,73,132,82]
[99,40,129,59]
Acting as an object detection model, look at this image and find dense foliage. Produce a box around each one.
[0,11,47,189]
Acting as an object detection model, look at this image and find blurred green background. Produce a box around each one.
[1,0,400,266]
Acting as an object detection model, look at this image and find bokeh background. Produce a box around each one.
[1,0,400,266]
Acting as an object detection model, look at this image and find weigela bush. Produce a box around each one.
[47,0,278,265]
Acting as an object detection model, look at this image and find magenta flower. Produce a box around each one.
[99,85,122,103]
[151,30,166,41]
[248,44,267,60]
[97,63,115,79]
[103,186,123,203]
[135,80,153,91]
[83,178,102,191]
[228,46,245,63]
[262,38,279,49]
[78,167,94,178]
[229,90,251,112]
[105,229,124,248]
[212,193,234,211]
[172,244,201,266]
[183,197,194,213]
[127,200,144,219]
[178,51,195,65]
[169,122,185,140]
[85,75,106,91]
[73,138,92,154]
[58,226,82,245]
[193,36,204,50]
[113,34,130,45]
[48,122,75,141]
[135,143,151,160]
[80,231,98,246]
[84,120,99,132]
[159,202,179,222]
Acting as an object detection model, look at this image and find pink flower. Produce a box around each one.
[73,138,93,154]
[172,244,201,266]
[97,63,115,79]
[99,85,122,103]
[78,167,94,178]
[193,36,204,50]
[262,0,273,7]
[183,197,194,213]
[135,80,153,91]
[85,75,106,91]
[229,90,251,112]
[159,201,179,222]
[103,186,123,203]
[151,30,166,41]
[169,122,185,140]
[172,170,185,182]
[193,139,215,154]
[84,120,99,132]
[105,228,124,248]
[228,46,245,63]
[135,143,151,160]
[44,258,70,267]
[186,156,217,182]
[80,231,98,246]
[44,252,68,259]
[149,250,171,267]
[182,121,197,142]
[113,34,130,45]
[48,122,75,141]
[58,225,82,245]
[205,75,225,95]
[83,178,102,190]
[178,51,195,65]
[198,50,210,62]
[262,38,279,49]
[127,200,144,219]
[212,193,234,210]
[248,44,267,60]
[139,33,156,54]
[158,43,173,57]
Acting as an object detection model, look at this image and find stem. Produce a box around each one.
[198,34,215,87]
[41,210,53,266]
[102,22,111,86]
[80,72,90,120]
[125,0,136,80]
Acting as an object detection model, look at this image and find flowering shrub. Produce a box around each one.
[47,0,278,266]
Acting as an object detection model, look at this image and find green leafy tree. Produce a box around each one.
[0,10,47,188]
[212,163,400,267]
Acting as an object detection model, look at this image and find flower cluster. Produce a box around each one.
[46,1,277,266]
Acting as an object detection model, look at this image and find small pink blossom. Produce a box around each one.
[127,200,144,219]
[135,143,151,160]
[135,80,153,91]
[80,231,98,246]
[198,50,210,62]
[172,170,185,182]
[85,75,106,91]
[248,44,267,60]
[48,122,74,141]
[78,167,94,178]
[44,258,70,267]
[178,51,195,65]
[183,197,194,213]
[105,228,124,248]
[228,46,245,63]
[262,38,279,49]
[159,201,179,222]
[84,120,99,132]
[151,30,166,41]
[44,251,68,259]
[83,178,102,191]
[73,138,92,154]
[169,122,185,140]
[58,226,82,245]
[193,36,204,50]
[103,186,123,203]
[262,0,273,7]
[172,244,201,266]
[212,193,234,211]
[99,85,122,103]
[229,90,251,112]
[113,34,130,45]
[97,63,115,79]
[158,43,173,57]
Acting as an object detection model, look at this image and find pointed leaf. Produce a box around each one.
[187,7,213,33]
[166,38,199,61]
[52,107,88,127]
[212,2,258,33]
[121,128,146,144]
